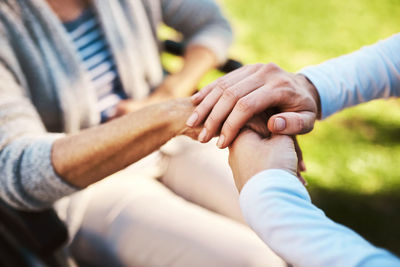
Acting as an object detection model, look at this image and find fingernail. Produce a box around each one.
[186,112,198,127]
[198,128,208,142]
[274,117,286,131]
[191,92,200,102]
[217,135,225,148]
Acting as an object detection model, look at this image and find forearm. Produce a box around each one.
[176,45,218,96]
[300,33,400,119]
[52,98,194,188]
[240,170,400,267]
[113,48,216,117]
[182,45,218,80]
[150,45,218,101]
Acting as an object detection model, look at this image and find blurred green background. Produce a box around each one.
[162,0,400,255]
[217,0,400,255]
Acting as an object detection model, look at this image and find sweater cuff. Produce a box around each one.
[299,67,336,119]
[19,134,79,210]
[239,169,311,225]
[188,26,233,65]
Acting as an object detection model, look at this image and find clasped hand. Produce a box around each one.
[186,63,321,188]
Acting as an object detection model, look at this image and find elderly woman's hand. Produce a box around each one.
[228,130,300,192]
[108,72,201,121]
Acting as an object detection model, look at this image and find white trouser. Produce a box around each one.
[55,137,285,267]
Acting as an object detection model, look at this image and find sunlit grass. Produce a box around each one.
[300,100,400,194]
[219,0,400,70]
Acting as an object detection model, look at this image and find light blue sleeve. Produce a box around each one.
[299,33,400,119]
[239,169,400,267]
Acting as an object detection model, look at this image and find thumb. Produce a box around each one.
[267,111,316,135]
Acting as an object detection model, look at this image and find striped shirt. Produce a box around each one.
[64,8,127,122]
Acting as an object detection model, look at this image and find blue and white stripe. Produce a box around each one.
[64,8,127,122]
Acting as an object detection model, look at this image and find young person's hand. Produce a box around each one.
[228,130,300,192]
[186,63,321,149]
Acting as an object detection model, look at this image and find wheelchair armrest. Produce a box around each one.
[0,199,68,256]
[163,40,243,73]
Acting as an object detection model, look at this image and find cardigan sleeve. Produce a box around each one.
[0,61,78,211]
[161,0,233,64]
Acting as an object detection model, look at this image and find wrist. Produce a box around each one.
[236,164,296,192]
[172,72,200,97]
[162,98,196,137]
[297,74,321,119]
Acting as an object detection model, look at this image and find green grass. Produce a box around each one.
[219,0,400,70]
[215,0,400,254]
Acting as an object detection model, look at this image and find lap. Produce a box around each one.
[64,169,285,267]
[160,137,245,222]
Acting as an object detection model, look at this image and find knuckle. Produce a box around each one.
[277,86,296,100]
[194,105,206,117]
[277,78,292,88]
[301,115,315,133]
[254,63,282,80]
[223,119,235,134]
[236,98,253,113]
[286,87,297,98]
[293,114,313,134]
[271,74,294,88]
[305,97,318,112]
[198,86,209,97]
[204,113,218,129]
[254,69,268,80]
[297,117,305,132]
[263,62,280,72]
[256,87,273,101]
[222,88,239,101]
[216,78,229,91]
[253,63,264,70]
